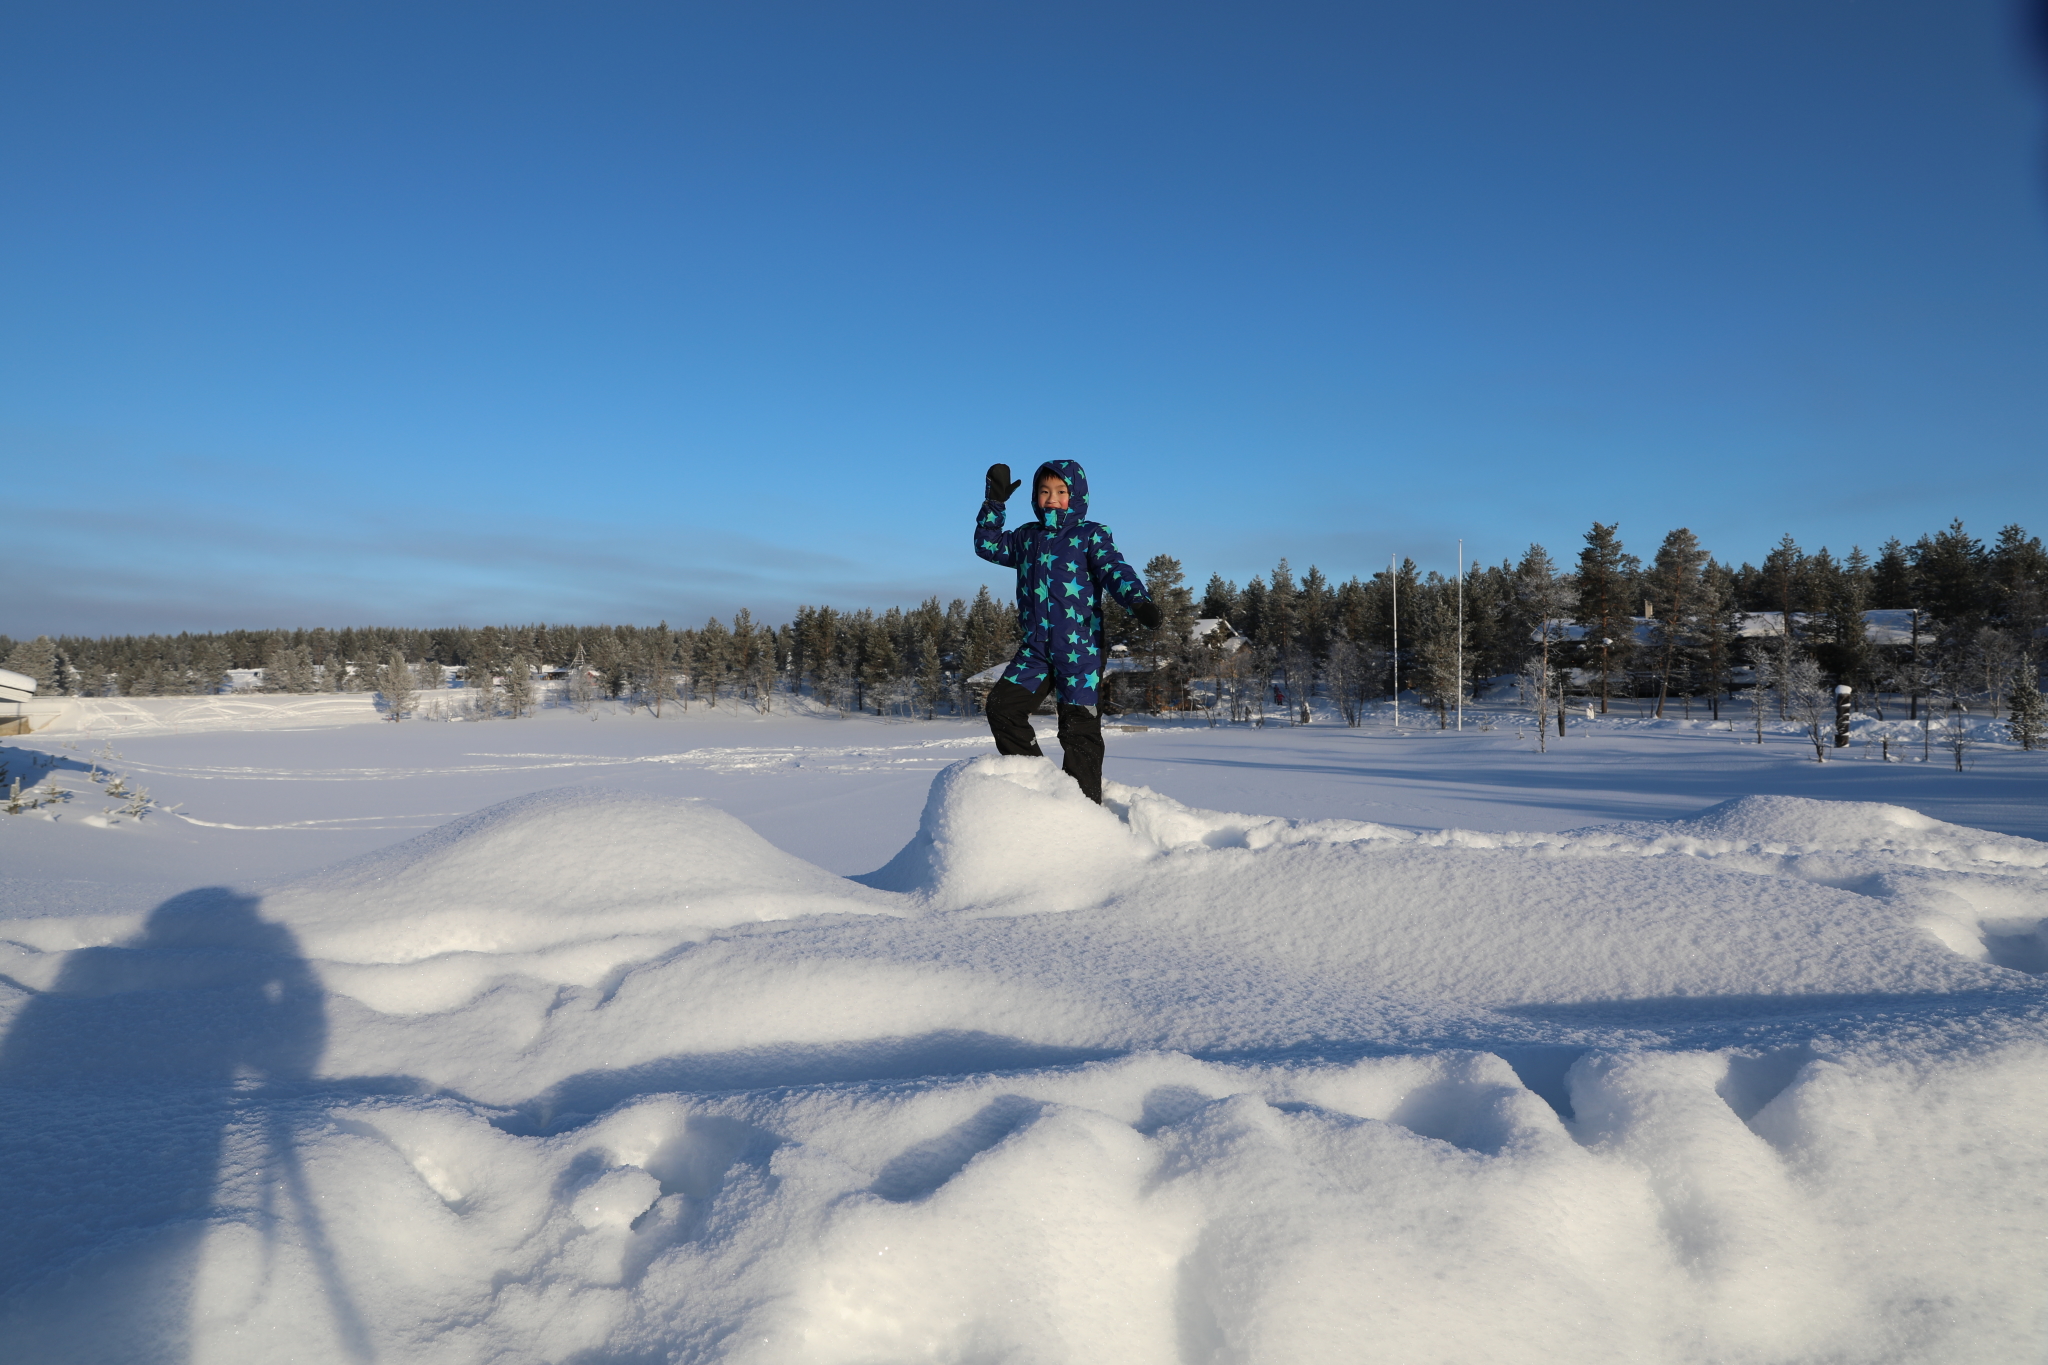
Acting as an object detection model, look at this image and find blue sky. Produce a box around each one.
[6,1,2047,636]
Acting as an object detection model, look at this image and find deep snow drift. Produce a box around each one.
[3,742,2047,1362]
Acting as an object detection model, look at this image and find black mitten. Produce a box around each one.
[985,463,1021,503]
[1134,601,1163,630]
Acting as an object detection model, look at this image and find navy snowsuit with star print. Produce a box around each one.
[973,459,1153,709]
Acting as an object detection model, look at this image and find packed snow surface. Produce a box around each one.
[2,707,2046,1362]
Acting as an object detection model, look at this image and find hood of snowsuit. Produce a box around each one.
[1034,460,1089,532]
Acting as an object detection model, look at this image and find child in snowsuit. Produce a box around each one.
[974,460,1161,803]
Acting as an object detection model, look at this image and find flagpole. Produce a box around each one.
[1390,553,1399,732]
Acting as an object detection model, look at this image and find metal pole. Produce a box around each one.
[1456,539,1464,731]
[1390,553,1399,731]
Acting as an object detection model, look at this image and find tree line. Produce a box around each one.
[5,518,2044,732]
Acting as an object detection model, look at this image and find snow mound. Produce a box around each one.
[858,755,1156,912]
[1596,793,2048,865]
[276,786,905,1016]
[270,785,903,965]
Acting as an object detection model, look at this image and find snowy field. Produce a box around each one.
[2,695,2046,1363]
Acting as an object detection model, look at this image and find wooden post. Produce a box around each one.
[1834,684,1852,748]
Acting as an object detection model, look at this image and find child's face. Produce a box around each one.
[1035,475,1071,512]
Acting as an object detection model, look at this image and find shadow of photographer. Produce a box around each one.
[0,887,369,1362]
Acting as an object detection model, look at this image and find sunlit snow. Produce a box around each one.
[2,696,2044,1362]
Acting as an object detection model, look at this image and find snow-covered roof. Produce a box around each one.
[1739,610,1924,643]
[1530,611,1924,646]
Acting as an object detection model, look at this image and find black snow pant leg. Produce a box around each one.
[1056,703,1105,804]
[986,679,1050,757]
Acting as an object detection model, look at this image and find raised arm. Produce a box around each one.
[974,463,1026,567]
[974,499,1028,568]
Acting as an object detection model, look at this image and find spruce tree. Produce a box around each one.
[193,639,233,695]
[1990,524,2048,643]
[1296,565,1333,657]
[961,588,1004,679]
[1200,575,1240,623]
[1871,538,1914,609]
[1912,520,1987,636]
[696,617,733,706]
[913,620,945,719]
[1261,560,1298,656]
[1646,528,1708,717]
[502,653,536,718]
[1412,575,1467,728]
[1574,523,1637,714]
[2,637,60,694]
[858,613,898,714]
[1817,547,1873,691]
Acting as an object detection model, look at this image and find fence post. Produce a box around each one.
[1834,684,1853,748]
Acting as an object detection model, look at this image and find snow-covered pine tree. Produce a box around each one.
[2,637,60,694]
[310,649,340,693]
[190,639,231,695]
[502,654,536,719]
[284,645,317,693]
[634,623,674,716]
[567,643,596,712]
[1777,650,1831,762]
[411,656,443,698]
[588,630,625,698]
[694,617,732,707]
[264,644,288,694]
[378,649,416,720]
[2007,658,2045,750]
